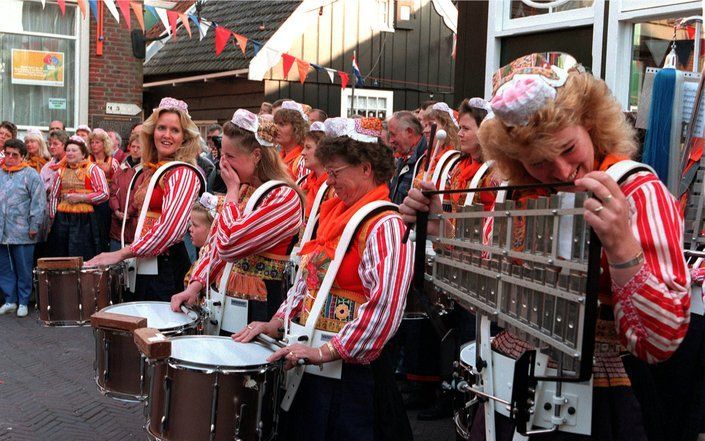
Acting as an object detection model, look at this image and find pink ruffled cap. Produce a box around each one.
[158,97,189,114]
[490,76,556,127]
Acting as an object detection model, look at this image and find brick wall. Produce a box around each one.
[88,3,143,146]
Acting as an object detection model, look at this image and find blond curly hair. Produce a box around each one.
[140,108,200,165]
[478,72,637,184]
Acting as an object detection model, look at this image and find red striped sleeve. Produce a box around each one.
[215,186,303,260]
[130,167,200,257]
[611,172,690,363]
[331,214,414,364]
[85,164,109,204]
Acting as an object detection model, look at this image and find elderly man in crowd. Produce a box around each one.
[0,139,45,317]
[387,111,427,204]
[49,120,65,133]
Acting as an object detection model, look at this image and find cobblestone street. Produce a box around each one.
[0,309,454,441]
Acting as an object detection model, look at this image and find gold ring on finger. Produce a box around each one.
[593,205,604,213]
[247,325,254,330]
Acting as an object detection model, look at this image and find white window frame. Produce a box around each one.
[370,0,395,33]
[340,88,394,119]
[0,0,88,132]
[484,0,605,98]
[604,0,702,109]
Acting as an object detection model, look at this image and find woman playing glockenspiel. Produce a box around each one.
[46,135,109,261]
[85,98,202,302]
[400,53,690,440]
[170,109,303,328]
[234,119,414,441]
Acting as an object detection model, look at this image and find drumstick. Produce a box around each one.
[402,129,448,242]
[255,333,310,365]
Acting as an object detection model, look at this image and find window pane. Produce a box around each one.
[510,0,593,19]
[1,33,76,127]
[629,18,705,109]
[22,1,76,36]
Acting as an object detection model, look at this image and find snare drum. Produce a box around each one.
[92,302,200,401]
[146,336,281,441]
[35,259,125,326]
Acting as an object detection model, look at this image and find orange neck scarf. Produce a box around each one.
[280,145,303,166]
[301,171,328,218]
[1,161,29,173]
[450,156,483,203]
[300,184,390,258]
[142,160,170,172]
[597,153,629,172]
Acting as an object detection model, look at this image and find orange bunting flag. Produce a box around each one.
[131,2,145,32]
[76,0,87,19]
[166,10,179,39]
[233,33,248,55]
[179,13,191,38]
[282,54,296,79]
[214,26,231,56]
[338,71,349,89]
[117,0,131,29]
[57,0,66,15]
[296,59,310,85]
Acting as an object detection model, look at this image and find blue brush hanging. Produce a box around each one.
[643,67,677,183]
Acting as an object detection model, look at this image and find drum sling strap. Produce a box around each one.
[433,150,461,191]
[280,200,398,411]
[122,162,206,292]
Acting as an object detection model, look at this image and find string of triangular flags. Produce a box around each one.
[38,0,362,89]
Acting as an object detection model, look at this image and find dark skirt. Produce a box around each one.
[218,278,286,337]
[93,201,111,253]
[625,312,705,441]
[134,242,191,302]
[279,348,412,441]
[46,211,102,261]
[466,386,648,441]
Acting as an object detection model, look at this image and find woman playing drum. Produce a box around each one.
[85,98,202,302]
[400,53,690,440]
[170,109,303,330]
[234,117,414,441]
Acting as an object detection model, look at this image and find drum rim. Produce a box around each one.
[167,336,277,372]
[101,301,198,332]
[35,263,125,274]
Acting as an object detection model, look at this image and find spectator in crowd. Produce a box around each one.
[41,130,68,191]
[259,102,273,115]
[108,132,141,251]
[75,125,91,143]
[271,98,288,115]
[49,120,65,132]
[108,131,126,163]
[23,128,51,173]
[89,129,119,182]
[0,139,46,317]
[275,100,309,180]
[308,108,328,123]
[205,123,223,162]
[0,121,18,150]
[388,111,427,204]
[130,122,143,137]
[46,136,108,261]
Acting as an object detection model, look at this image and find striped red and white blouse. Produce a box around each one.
[48,163,109,218]
[129,167,201,257]
[190,185,303,285]
[276,213,414,364]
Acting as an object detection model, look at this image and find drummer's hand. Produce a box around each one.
[231,318,281,343]
[399,180,443,236]
[267,343,323,370]
[170,290,199,312]
[85,248,132,267]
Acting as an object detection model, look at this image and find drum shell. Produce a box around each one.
[93,301,199,402]
[147,360,280,441]
[35,265,124,325]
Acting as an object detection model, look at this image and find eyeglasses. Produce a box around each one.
[324,164,351,180]
[4,152,22,158]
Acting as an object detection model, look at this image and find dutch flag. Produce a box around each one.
[352,52,365,87]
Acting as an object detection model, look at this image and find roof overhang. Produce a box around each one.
[143,68,250,88]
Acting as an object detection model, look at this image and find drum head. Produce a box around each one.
[459,341,476,368]
[101,301,195,331]
[170,336,274,370]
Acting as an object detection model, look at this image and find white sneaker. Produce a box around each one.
[0,303,17,315]
[16,305,28,318]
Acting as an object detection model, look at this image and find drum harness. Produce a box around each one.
[414,160,652,440]
[121,162,206,292]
